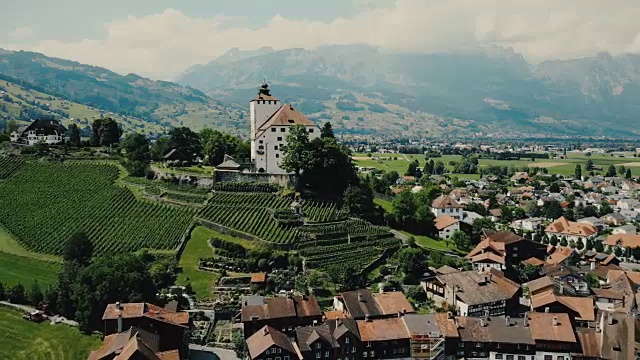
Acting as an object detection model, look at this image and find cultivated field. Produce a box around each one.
[0,160,195,255]
[0,307,101,360]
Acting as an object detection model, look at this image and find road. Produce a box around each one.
[189,345,240,360]
[0,301,79,326]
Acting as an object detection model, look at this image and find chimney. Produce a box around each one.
[552,316,558,326]
[484,310,490,321]
[117,310,123,333]
[480,318,486,327]
[590,260,596,271]
[115,301,121,310]
[544,307,550,313]
[263,327,269,336]
[505,316,511,326]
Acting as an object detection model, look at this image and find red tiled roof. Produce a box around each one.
[545,217,597,237]
[604,234,640,248]
[434,215,459,230]
[102,303,188,328]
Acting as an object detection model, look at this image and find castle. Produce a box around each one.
[250,83,320,174]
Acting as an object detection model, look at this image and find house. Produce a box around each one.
[247,326,298,360]
[530,293,595,326]
[216,158,243,171]
[612,224,637,235]
[434,215,460,240]
[401,314,444,360]
[511,172,529,183]
[355,317,411,360]
[545,217,598,249]
[578,217,606,230]
[546,246,575,266]
[250,83,320,174]
[488,208,502,222]
[593,270,636,313]
[242,295,323,338]
[603,234,640,254]
[542,265,591,296]
[466,230,546,275]
[431,195,464,220]
[601,213,626,226]
[101,302,189,356]
[295,318,362,360]
[422,269,520,317]
[10,119,67,145]
[511,217,543,232]
[251,273,268,287]
[617,198,640,211]
[574,312,636,360]
[332,290,414,321]
[435,312,578,360]
[88,326,180,360]
[524,276,556,298]
[581,251,619,267]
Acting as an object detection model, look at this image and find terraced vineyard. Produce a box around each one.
[302,200,349,223]
[0,162,196,255]
[198,193,400,271]
[0,156,25,179]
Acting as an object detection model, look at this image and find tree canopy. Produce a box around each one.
[167,127,202,163]
[121,133,151,177]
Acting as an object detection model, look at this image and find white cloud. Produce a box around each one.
[7,27,36,44]
[3,0,640,79]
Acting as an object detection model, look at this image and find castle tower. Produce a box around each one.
[249,83,281,161]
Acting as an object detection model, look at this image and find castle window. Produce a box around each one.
[259,140,264,144]
[271,128,276,132]
[276,154,279,158]
[274,146,278,150]
[259,145,264,150]
[277,137,282,141]
[281,128,285,132]
[309,129,314,133]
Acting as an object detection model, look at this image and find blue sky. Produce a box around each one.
[2,0,640,80]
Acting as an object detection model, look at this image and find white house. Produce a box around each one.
[431,195,464,220]
[434,215,460,240]
[249,84,320,174]
[10,119,66,145]
[612,224,637,235]
[545,216,598,249]
[511,217,543,232]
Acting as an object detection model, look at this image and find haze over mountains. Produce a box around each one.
[2,45,640,137]
[178,45,640,137]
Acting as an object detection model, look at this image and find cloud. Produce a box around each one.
[7,27,36,44]
[3,0,640,79]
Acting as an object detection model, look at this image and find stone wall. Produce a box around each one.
[215,170,296,187]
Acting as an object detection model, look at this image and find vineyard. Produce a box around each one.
[0,156,25,180]
[0,162,195,255]
[198,192,399,271]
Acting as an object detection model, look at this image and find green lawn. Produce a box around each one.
[177,226,256,300]
[400,231,450,251]
[0,252,60,288]
[374,198,394,213]
[0,227,61,287]
[0,306,101,360]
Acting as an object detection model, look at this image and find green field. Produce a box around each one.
[0,252,60,288]
[354,152,640,178]
[177,226,256,299]
[0,160,196,255]
[0,306,101,360]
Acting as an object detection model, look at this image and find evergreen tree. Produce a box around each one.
[605,164,617,177]
[320,122,334,138]
[626,169,632,179]
[29,281,44,307]
[69,124,81,147]
[574,164,582,179]
[586,159,594,171]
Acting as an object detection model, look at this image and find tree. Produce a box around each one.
[393,190,417,224]
[614,246,623,257]
[560,237,568,247]
[586,159,594,171]
[450,230,472,251]
[150,137,171,162]
[69,124,81,147]
[64,232,94,267]
[626,169,633,179]
[29,280,44,307]
[517,264,541,282]
[605,164,617,177]
[303,137,356,196]
[618,165,627,176]
[543,201,564,219]
[632,247,640,260]
[168,127,202,163]
[343,183,374,218]
[320,122,334,138]
[472,218,495,242]
[281,125,310,176]
[91,118,122,146]
[576,240,585,251]
[550,235,559,246]
[232,330,249,359]
[599,201,613,217]
[594,240,604,252]
[8,283,26,304]
[200,129,227,166]
[549,182,561,193]
[574,164,582,179]
[121,133,151,177]
[7,119,19,134]
[395,247,427,283]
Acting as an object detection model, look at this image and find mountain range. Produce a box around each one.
[178,45,640,138]
[1,46,640,138]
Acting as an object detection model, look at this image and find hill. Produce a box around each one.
[177,45,640,138]
[0,49,244,134]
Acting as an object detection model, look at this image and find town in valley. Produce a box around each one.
[2,2,640,360]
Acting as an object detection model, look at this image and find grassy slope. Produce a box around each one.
[0,227,61,287]
[0,80,166,134]
[0,306,101,360]
[177,226,256,300]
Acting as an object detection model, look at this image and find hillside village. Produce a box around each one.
[2,85,640,360]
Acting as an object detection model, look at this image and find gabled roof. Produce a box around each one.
[89,327,160,360]
[19,119,66,136]
[528,312,576,343]
[436,270,518,306]
[216,159,242,170]
[241,297,296,322]
[483,230,525,245]
[604,234,640,248]
[102,303,189,328]
[525,276,555,294]
[340,289,382,319]
[372,292,415,316]
[546,216,598,237]
[546,246,575,265]
[434,215,459,230]
[356,317,409,342]
[254,104,317,139]
[431,195,463,209]
[247,326,296,359]
[296,324,339,352]
[530,293,595,321]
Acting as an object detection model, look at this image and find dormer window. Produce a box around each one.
[288,119,294,124]
[309,129,314,133]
